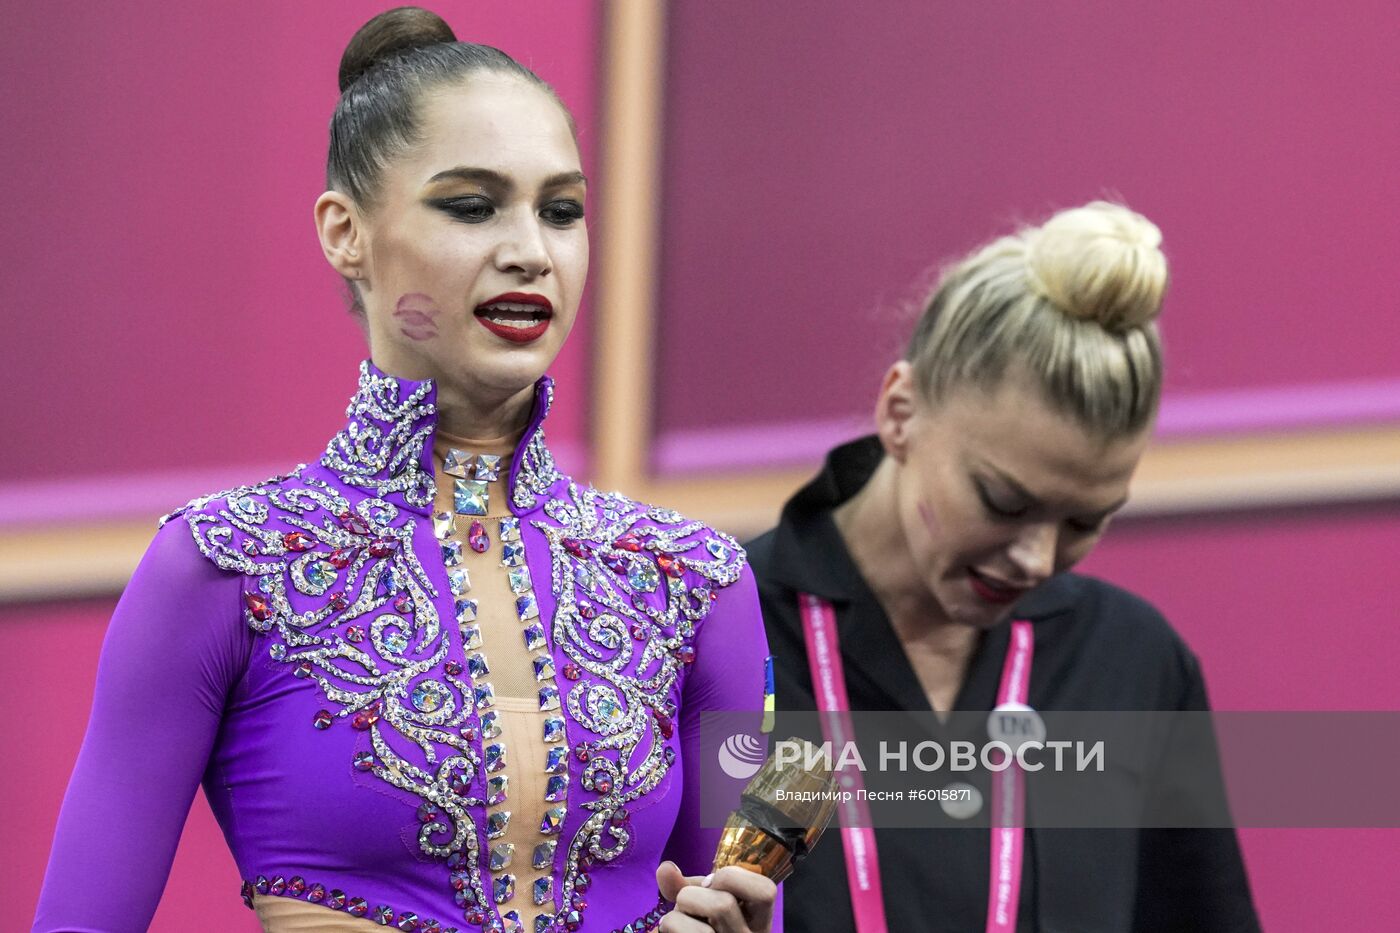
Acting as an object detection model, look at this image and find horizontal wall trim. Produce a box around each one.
[5,425,1396,603]
[0,442,586,529]
[653,378,1400,475]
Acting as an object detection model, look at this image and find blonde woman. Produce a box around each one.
[749,203,1260,932]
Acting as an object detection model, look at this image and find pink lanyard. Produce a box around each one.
[799,593,1035,933]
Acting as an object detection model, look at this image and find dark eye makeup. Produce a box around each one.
[433,196,494,223]
[540,199,585,226]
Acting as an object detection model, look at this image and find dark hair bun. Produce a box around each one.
[339,6,457,94]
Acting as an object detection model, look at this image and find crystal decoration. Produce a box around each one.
[502,910,523,933]
[533,876,554,905]
[384,631,408,654]
[449,569,471,595]
[539,806,566,834]
[678,644,696,665]
[434,511,456,539]
[244,592,271,622]
[534,915,552,933]
[500,517,521,541]
[516,594,539,622]
[485,742,506,772]
[533,655,556,681]
[592,687,624,723]
[487,810,511,839]
[454,479,489,516]
[270,643,286,661]
[545,747,567,773]
[628,561,660,592]
[543,717,565,742]
[305,560,337,589]
[353,751,374,772]
[523,623,546,651]
[538,685,560,711]
[544,774,568,802]
[490,842,515,871]
[481,709,501,739]
[474,454,502,482]
[467,652,490,678]
[441,541,463,567]
[283,531,313,552]
[475,683,496,708]
[468,520,490,554]
[411,681,449,713]
[456,598,478,624]
[313,709,333,730]
[494,874,516,904]
[508,566,533,594]
[592,773,613,794]
[395,912,418,931]
[461,624,483,650]
[488,775,509,806]
[562,663,581,681]
[707,539,731,561]
[443,449,473,478]
[532,841,556,870]
[502,542,525,567]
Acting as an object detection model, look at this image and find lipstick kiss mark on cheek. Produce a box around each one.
[917,501,941,540]
[393,292,440,342]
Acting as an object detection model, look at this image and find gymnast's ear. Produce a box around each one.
[314,190,368,281]
[874,360,919,464]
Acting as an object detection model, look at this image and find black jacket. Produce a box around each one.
[747,437,1261,933]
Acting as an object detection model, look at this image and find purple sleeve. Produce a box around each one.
[33,519,249,933]
[662,567,783,932]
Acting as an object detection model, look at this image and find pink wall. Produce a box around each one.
[653,0,1400,453]
[3,2,601,928]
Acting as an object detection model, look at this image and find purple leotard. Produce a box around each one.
[35,362,775,933]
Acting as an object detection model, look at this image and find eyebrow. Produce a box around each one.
[424,167,588,190]
[981,465,1129,519]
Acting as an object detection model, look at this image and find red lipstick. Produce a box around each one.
[474,292,554,344]
[967,568,1027,606]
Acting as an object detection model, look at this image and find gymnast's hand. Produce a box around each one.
[656,861,777,933]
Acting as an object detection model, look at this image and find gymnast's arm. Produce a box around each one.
[660,568,782,933]
[33,519,248,933]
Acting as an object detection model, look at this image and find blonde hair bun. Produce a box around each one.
[1024,201,1167,332]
